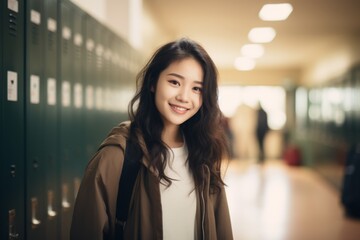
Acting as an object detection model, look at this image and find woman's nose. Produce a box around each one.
[175,88,189,102]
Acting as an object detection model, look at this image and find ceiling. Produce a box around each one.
[144,0,360,72]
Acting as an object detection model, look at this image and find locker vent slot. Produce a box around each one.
[8,13,17,37]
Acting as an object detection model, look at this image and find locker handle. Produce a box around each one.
[31,198,41,227]
[62,184,71,210]
[9,209,19,240]
[47,190,57,218]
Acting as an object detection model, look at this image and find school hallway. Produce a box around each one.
[224,158,360,240]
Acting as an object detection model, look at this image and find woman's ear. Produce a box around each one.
[150,85,155,92]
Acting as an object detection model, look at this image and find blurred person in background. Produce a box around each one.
[255,102,269,164]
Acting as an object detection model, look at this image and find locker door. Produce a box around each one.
[93,20,106,144]
[59,2,75,239]
[111,35,123,120]
[25,0,46,239]
[0,7,3,236]
[83,15,97,162]
[107,32,118,124]
[102,29,114,128]
[0,0,3,191]
[43,0,60,239]
[118,38,133,120]
[72,5,85,200]
[0,0,26,239]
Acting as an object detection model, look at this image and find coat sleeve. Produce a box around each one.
[214,185,234,240]
[70,145,125,240]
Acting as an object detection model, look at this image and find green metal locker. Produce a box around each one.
[0,1,4,239]
[101,29,116,130]
[96,24,105,135]
[0,0,26,239]
[25,0,46,238]
[71,4,85,201]
[118,37,134,121]
[59,1,75,239]
[43,0,60,239]
[92,20,106,145]
[0,7,3,239]
[83,15,97,162]
[108,32,118,125]
[112,35,124,122]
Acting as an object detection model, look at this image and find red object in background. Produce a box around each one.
[284,145,301,166]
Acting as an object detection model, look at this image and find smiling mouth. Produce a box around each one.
[170,104,189,114]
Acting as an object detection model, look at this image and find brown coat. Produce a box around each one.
[70,121,233,240]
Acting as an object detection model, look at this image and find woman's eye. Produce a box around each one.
[168,80,180,86]
[193,87,202,93]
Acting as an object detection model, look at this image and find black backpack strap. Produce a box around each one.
[115,137,142,238]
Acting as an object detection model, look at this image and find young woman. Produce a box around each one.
[70,38,233,240]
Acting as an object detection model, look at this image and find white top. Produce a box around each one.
[160,144,197,240]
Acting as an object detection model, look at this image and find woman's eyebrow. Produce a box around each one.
[167,73,203,84]
[167,73,184,79]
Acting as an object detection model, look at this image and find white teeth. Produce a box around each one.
[171,105,187,112]
[174,106,187,111]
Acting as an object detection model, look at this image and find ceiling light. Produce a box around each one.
[259,3,293,21]
[248,27,276,43]
[234,57,256,71]
[241,44,264,58]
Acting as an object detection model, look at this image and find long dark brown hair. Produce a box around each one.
[128,38,228,192]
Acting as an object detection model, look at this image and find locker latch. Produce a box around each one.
[47,190,57,218]
[62,184,71,210]
[31,198,41,228]
[9,209,19,240]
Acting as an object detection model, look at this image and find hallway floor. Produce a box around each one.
[224,159,360,240]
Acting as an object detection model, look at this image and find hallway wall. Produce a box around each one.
[301,33,360,86]
[0,1,141,239]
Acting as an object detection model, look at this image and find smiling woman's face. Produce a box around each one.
[154,57,204,129]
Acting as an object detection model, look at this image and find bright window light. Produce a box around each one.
[248,27,276,43]
[234,57,256,71]
[218,86,286,130]
[218,86,243,117]
[259,3,293,21]
[241,44,264,58]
